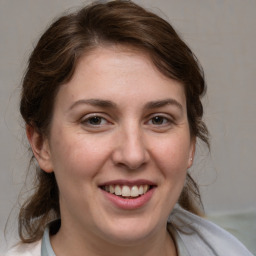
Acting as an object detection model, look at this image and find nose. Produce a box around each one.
[112,125,149,170]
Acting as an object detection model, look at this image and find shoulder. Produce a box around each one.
[5,240,41,256]
[169,205,254,256]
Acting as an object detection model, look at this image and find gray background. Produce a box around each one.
[1,0,256,253]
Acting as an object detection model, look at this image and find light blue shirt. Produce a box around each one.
[33,206,255,256]
[41,225,56,256]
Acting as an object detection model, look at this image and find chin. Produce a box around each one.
[96,217,160,246]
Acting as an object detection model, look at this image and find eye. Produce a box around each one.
[150,116,168,125]
[81,115,108,126]
[148,115,170,126]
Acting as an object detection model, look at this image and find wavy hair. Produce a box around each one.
[19,0,209,243]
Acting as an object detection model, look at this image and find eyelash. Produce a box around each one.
[81,114,110,127]
[80,113,174,129]
[146,114,174,128]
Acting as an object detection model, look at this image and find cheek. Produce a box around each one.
[49,134,107,207]
[49,130,111,180]
[152,134,191,174]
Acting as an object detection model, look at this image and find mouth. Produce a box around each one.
[100,184,153,199]
[99,180,156,209]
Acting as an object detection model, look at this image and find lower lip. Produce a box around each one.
[101,188,155,210]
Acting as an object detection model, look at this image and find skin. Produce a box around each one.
[28,46,195,256]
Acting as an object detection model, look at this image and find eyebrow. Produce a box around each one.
[144,98,183,112]
[68,98,183,112]
[68,99,117,111]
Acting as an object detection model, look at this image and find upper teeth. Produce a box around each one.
[104,185,150,197]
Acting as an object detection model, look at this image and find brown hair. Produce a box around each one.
[19,0,209,243]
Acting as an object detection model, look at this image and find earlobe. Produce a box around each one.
[187,137,196,169]
[26,125,53,173]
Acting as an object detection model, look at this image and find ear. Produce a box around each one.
[26,125,53,173]
[187,137,196,169]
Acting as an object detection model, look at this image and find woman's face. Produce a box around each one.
[38,46,195,244]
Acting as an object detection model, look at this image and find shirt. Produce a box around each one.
[5,205,254,256]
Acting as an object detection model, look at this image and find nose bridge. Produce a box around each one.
[113,120,148,169]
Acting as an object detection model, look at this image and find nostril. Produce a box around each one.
[117,161,147,171]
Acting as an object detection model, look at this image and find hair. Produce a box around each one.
[19,0,209,243]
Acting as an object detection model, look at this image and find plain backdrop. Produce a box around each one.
[1,0,256,253]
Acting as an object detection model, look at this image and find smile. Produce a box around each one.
[99,181,156,209]
[102,185,151,198]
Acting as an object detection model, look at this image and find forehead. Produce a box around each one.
[73,44,182,84]
[56,46,186,109]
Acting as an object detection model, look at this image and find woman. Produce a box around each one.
[6,1,253,255]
